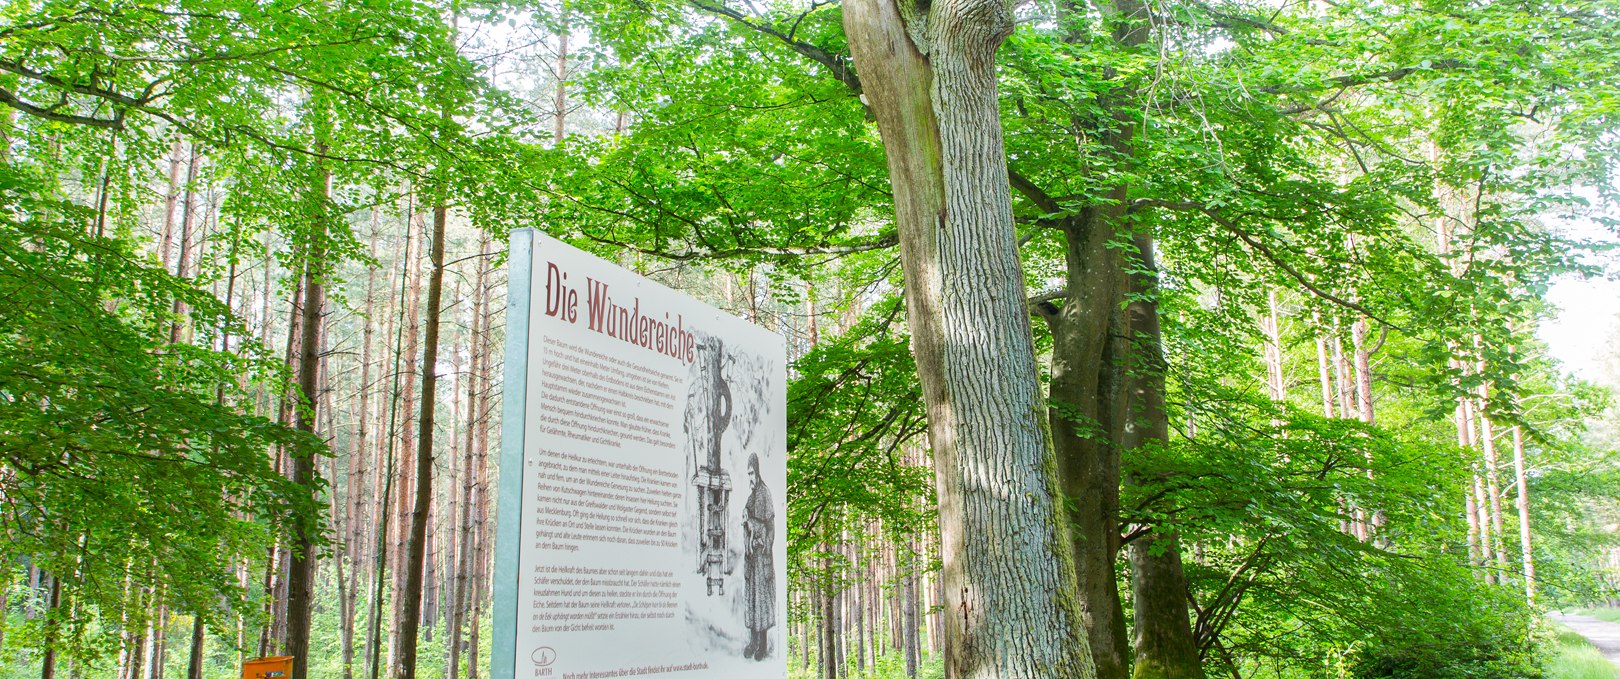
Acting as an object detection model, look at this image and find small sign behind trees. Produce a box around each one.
[493,230,787,679]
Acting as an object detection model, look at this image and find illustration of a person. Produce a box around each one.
[741,453,775,660]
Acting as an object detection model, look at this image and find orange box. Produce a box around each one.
[242,656,293,679]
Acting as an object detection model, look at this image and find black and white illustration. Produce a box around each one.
[681,331,782,661]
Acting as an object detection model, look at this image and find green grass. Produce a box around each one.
[1548,627,1620,679]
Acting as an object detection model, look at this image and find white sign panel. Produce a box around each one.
[494,229,787,679]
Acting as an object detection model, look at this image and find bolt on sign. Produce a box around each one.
[494,230,787,679]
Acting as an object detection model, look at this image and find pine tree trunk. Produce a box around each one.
[397,194,448,679]
[285,105,334,679]
[343,217,380,679]
[854,538,866,675]
[147,603,168,679]
[1455,388,1483,569]
[169,147,202,344]
[1475,475,1495,584]
[1312,315,1335,418]
[465,259,495,679]
[450,242,488,679]
[185,616,203,679]
[390,205,423,678]
[903,544,918,679]
[157,140,185,274]
[1350,317,1381,540]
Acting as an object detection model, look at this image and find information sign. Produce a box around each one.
[493,229,787,679]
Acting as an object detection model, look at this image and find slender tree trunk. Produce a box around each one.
[41,574,61,679]
[397,189,448,678]
[450,245,488,679]
[185,617,204,679]
[1512,426,1535,599]
[390,203,423,678]
[841,2,1096,676]
[1350,317,1382,540]
[1455,388,1483,569]
[343,217,381,679]
[148,603,168,679]
[854,538,866,676]
[903,541,918,679]
[1262,290,1285,401]
[157,140,185,273]
[553,25,569,144]
[1474,475,1495,584]
[1474,356,1508,574]
[129,592,149,679]
[372,200,418,679]
[0,581,9,653]
[285,99,334,679]
[1312,315,1335,418]
[169,147,202,344]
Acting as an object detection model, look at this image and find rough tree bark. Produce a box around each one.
[841,1,1096,676]
[1036,0,1155,672]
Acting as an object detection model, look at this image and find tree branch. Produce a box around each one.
[582,229,898,261]
[0,86,123,128]
[687,0,864,94]
[1130,197,1403,330]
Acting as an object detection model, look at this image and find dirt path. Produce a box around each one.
[1552,613,1620,667]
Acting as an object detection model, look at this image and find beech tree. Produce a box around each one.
[7,0,1620,678]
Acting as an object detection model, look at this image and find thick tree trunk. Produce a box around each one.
[842,1,1095,676]
[1045,211,1129,679]
[1122,235,1204,679]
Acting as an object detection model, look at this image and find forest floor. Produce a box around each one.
[1551,613,1620,668]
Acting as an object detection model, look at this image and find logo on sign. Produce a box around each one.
[531,647,557,667]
